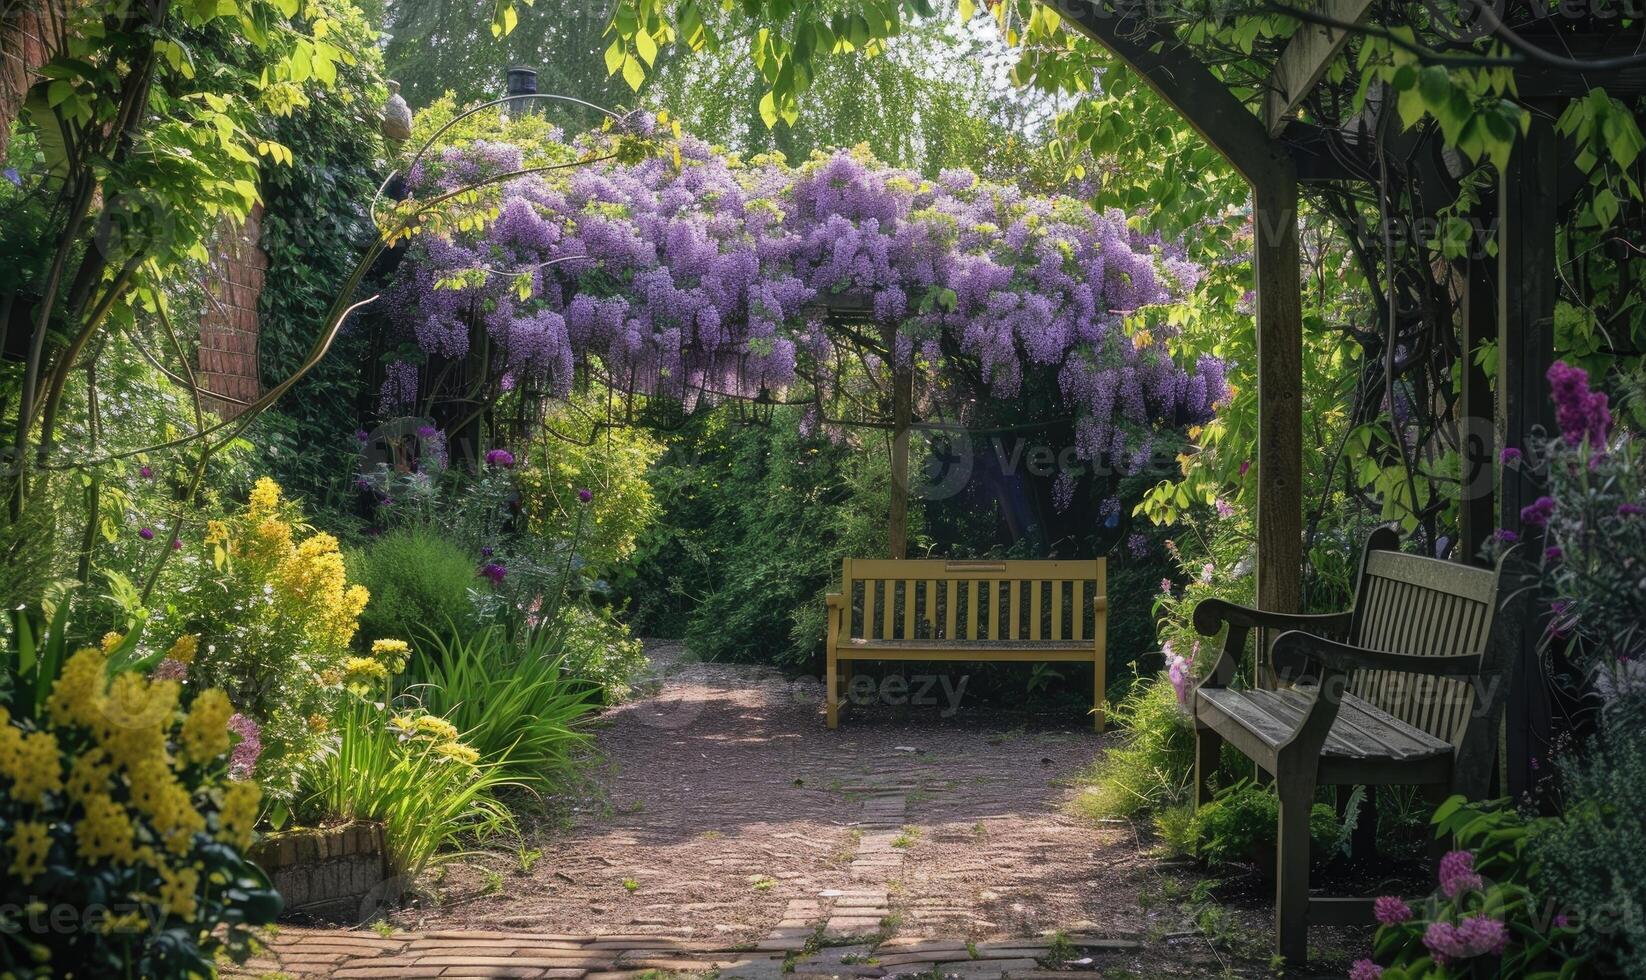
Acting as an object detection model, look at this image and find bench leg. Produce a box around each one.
[1194,724,1222,808]
[1275,773,1315,965]
[826,649,839,729]
[1092,654,1106,732]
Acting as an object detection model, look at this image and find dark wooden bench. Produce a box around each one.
[1191,528,1513,964]
[826,559,1107,729]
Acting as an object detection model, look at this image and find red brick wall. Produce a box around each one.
[0,0,66,163]
[197,205,267,418]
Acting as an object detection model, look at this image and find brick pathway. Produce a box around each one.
[234,646,1260,978]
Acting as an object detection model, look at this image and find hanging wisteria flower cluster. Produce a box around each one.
[382,124,1227,473]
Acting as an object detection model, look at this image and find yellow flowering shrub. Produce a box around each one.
[0,648,280,976]
[164,476,370,800]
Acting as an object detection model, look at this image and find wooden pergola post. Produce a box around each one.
[1496,111,1558,797]
[888,360,912,559]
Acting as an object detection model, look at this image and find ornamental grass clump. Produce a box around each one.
[1,647,279,978]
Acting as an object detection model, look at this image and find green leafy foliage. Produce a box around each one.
[1533,697,1646,977]
[348,527,480,648]
[1187,779,1338,869]
[406,627,598,791]
[1073,673,1194,819]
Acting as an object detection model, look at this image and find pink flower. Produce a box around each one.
[1159,578,1173,595]
[1199,562,1214,584]
[1348,959,1383,980]
[153,658,188,682]
[1438,850,1483,899]
[228,713,263,780]
[139,465,154,479]
[1214,497,1234,518]
[484,448,516,468]
[1166,642,1197,706]
[1544,546,1562,562]
[1373,895,1411,926]
[1238,460,1250,477]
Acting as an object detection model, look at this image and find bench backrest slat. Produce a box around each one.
[842,559,1105,643]
[1345,535,1503,749]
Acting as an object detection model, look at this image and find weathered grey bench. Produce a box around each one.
[1191,528,1512,964]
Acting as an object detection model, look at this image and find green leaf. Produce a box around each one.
[621,54,646,91]
[604,39,624,76]
[634,27,657,66]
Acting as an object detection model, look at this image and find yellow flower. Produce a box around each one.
[371,639,410,672]
[306,712,330,733]
[65,748,112,802]
[218,780,262,850]
[7,731,63,806]
[46,647,109,729]
[391,713,458,742]
[433,741,479,765]
[99,910,147,934]
[158,865,199,920]
[101,631,125,655]
[127,756,179,817]
[76,794,135,864]
[167,634,199,665]
[178,689,233,764]
[148,782,205,855]
[97,673,174,769]
[8,821,51,884]
[248,476,282,515]
[343,657,389,681]
[204,520,229,546]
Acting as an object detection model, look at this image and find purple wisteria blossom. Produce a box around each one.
[384,142,1228,464]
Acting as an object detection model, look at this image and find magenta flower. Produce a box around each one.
[416,424,438,439]
[1544,545,1562,562]
[1519,496,1555,527]
[1457,915,1509,955]
[138,527,154,540]
[1494,528,1519,544]
[1238,460,1251,477]
[1166,642,1197,706]
[1214,497,1234,518]
[478,562,508,584]
[1438,850,1483,899]
[1373,895,1411,926]
[170,538,181,551]
[227,713,263,780]
[139,465,154,479]
[1159,578,1173,595]
[1348,959,1383,980]
[484,448,516,468]
[577,487,594,503]
[1546,361,1611,447]
[1500,446,1523,465]
[1618,502,1645,517]
[355,429,370,442]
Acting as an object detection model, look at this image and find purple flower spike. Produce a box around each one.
[481,546,494,557]
[1348,960,1383,980]
[577,487,593,503]
[484,448,516,468]
[138,527,155,540]
[478,562,508,584]
[356,429,370,442]
[1519,496,1556,527]
[1500,446,1523,465]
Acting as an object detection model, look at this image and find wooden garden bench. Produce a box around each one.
[1191,528,1513,964]
[825,559,1107,729]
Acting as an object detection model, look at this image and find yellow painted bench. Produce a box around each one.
[825,559,1108,729]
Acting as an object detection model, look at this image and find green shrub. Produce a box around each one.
[295,694,514,881]
[407,628,598,790]
[1534,696,1646,977]
[1188,779,1338,868]
[1074,673,1194,819]
[556,604,648,702]
[349,527,478,646]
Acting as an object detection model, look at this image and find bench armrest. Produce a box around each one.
[1271,631,1481,680]
[1191,599,1352,689]
[826,593,842,609]
[1192,599,1351,638]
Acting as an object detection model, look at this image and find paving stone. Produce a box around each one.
[718,958,792,980]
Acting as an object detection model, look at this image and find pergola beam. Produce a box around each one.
[1048,4,1273,181]
[1263,0,1374,137]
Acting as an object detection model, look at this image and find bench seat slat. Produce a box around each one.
[1197,688,1452,761]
